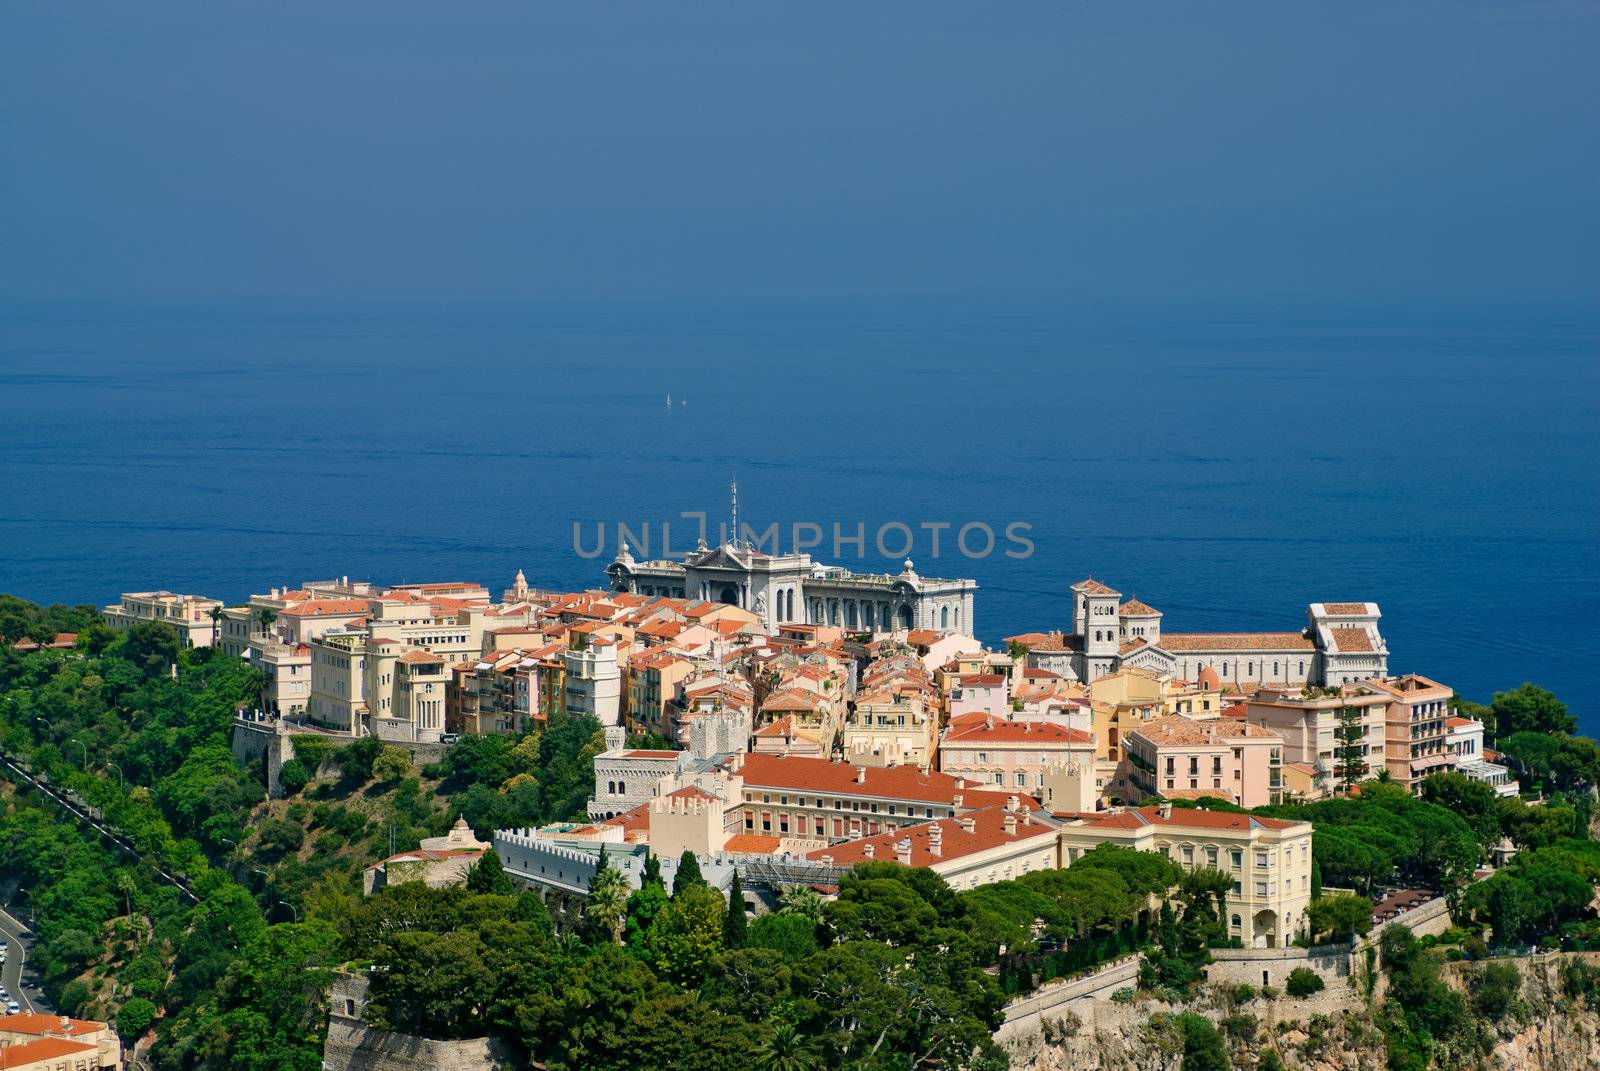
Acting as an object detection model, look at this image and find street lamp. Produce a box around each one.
[277,900,301,923]
[106,762,124,791]
[71,740,88,767]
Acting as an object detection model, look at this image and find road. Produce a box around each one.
[0,901,49,1015]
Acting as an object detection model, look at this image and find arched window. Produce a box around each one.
[941,606,949,629]
[607,780,616,794]
[1231,914,1242,929]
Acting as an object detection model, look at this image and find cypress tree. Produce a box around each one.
[465,849,514,896]
[642,851,664,890]
[672,849,704,897]
[723,869,748,947]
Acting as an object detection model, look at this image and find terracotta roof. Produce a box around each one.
[1071,578,1121,596]
[1445,717,1479,729]
[665,786,717,801]
[1022,667,1061,680]
[1322,602,1370,615]
[1118,599,1161,617]
[957,673,1006,686]
[806,804,1054,868]
[0,1038,101,1068]
[1065,805,1302,833]
[620,749,680,759]
[1330,627,1373,652]
[1120,639,1148,655]
[1004,631,1082,653]
[280,598,370,617]
[722,833,783,854]
[1158,632,1316,652]
[944,714,1093,745]
[762,689,825,712]
[1129,715,1280,747]
[0,1014,105,1039]
[738,754,1040,810]
[397,649,446,664]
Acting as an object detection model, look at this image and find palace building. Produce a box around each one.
[605,540,976,636]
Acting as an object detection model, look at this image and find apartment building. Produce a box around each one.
[1360,674,1455,791]
[732,753,1038,844]
[808,801,1062,891]
[1056,804,1314,948]
[1124,716,1284,808]
[1241,687,1389,798]
[564,638,622,727]
[102,591,222,648]
[938,714,1095,794]
[0,1014,122,1070]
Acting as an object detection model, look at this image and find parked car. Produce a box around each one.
[439,733,461,744]
[5,1001,18,1015]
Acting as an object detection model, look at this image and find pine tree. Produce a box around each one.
[465,849,514,895]
[672,849,704,897]
[723,868,748,947]
[642,851,664,890]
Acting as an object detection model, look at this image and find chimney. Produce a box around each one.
[1003,813,1018,835]
[895,839,913,865]
[959,817,977,834]
[1006,794,1020,812]
[863,843,876,859]
[952,793,963,809]
[855,766,867,784]
[1022,811,1033,826]
[1157,800,1172,820]
[820,854,833,866]
[927,824,943,856]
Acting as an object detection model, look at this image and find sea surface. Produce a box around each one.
[1,297,1595,727]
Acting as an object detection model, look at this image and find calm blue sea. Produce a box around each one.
[1,298,1595,727]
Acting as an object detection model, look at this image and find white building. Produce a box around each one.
[103,591,223,648]
[564,638,621,727]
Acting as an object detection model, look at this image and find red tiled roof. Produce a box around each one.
[397,649,446,664]
[807,804,1053,868]
[0,1014,105,1038]
[1158,632,1316,652]
[738,754,1039,810]
[944,714,1092,745]
[1118,599,1161,617]
[1071,578,1121,596]
[723,833,783,854]
[621,749,680,759]
[0,1038,100,1067]
[1330,627,1373,652]
[957,673,1006,686]
[1322,602,1370,615]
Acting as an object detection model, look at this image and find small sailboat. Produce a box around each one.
[666,392,673,409]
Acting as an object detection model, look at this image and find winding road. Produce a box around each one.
[0,900,49,1015]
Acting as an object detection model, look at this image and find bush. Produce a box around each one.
[1111,987,1136,1004]
[1473,961,1522,1020]
[1260,985,1278,1000]
[277,759,309,795]
[1232,983,1256,1004]
[1222,1011,1258,1042]
[116,997,156,1039]
[372,746,412,784]
[1286,967,1325,998]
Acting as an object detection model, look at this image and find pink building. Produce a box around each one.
[949,673,1010,719]
[1125,715,1283,808]
[938,713,1095,794]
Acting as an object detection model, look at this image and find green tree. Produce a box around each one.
[643,882,726,988]
[1285,967,1325,998]
[723,869,748,948]
[1335,704,1368,791]
[1177,1013,1229,1071]
[372,745,412,784]
[116,997,157,1040]
[1304,893,1373,944]
[672,849,705,897]
[748,913,819,962]
[753,1022,822,1071]
[777,884,826,923]
[1490,683,1574,741]
[585,854,630,945]
[466,851,515,896]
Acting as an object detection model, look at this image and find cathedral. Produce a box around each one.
[1008,577,1389,690]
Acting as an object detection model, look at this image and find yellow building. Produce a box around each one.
[1055,803,1314,948]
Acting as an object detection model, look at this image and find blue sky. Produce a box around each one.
[2,1,1596,304]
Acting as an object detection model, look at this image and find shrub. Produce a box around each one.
[277,759,309,795]
[1232,983,1256,1004]
[1222,1011,1258,1042]
[1260,985,1278,1000]
[1286,967,1325,998]
[1111,987,1136,1004]
[372,746,412,784]
[116,997,156,1039]
[1473,961,1522,1020]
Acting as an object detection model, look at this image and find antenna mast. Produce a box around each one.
[729,478,739,548]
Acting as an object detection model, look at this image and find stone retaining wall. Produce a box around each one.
[321,972,513,1071]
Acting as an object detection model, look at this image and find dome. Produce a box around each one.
[1198,666,1221,690]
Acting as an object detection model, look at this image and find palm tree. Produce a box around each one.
[253,607,278,638]
[754,1023,821,1071]
[208,605,225,646]
[777,885,826,924]
[585,859,630,944]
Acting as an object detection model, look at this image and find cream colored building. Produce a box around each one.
[1361,674,1455,791]
[1242,686,1389,798]
[103,591,222,648]
[1056,804,1314,948]
[938,714,1095,794]
[0,1013,122,1070]
[808,802,1061,891]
